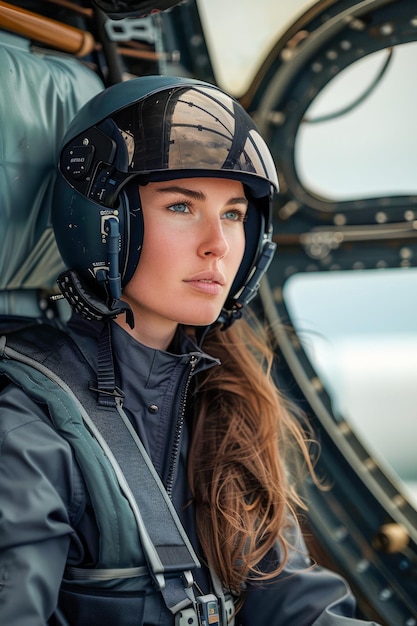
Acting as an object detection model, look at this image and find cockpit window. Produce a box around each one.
[295,42,417,202]
[283,268,417,508]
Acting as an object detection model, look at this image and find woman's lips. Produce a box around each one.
[184,271,226,295]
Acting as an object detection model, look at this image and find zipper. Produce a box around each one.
[165,354,198,499]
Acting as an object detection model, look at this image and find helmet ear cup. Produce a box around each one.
[228,200,264,302]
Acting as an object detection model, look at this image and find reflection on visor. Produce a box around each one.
[111,86,278,196]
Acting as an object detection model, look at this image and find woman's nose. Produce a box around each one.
[197,218,229,259]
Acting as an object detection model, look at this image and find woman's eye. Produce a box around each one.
[223,209,246,222]
[168,202,191,213]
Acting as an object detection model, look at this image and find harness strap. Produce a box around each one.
[81,391,201,601]
[89,321,125,406]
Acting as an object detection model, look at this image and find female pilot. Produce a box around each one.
[0,75,381,626]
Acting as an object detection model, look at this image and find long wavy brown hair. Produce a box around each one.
[188,312,316,595]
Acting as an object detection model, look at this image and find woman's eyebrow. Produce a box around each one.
[154,185,248,206]
[154,185,206,201]
[227,196,249,206]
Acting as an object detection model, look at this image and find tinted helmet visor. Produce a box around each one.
[109,84,278,199]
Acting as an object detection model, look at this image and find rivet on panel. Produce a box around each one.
[333,526,348,542]
[393,493,407,508]
[334,214,347,226]
[340,40,352,50]
[310,377,323,392]
[356,559,370,573]
[364,457,377,471]
[378,587,393,602]
[373,523,409,554]
[339,421,351,435]
[349,18,366,31]
[312,61,323,73]
[326,49,338,60]
[400,247,412,260]
[380,23,394,36]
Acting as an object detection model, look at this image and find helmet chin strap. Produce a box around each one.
[232,237,277,309]
[219,236,277,327]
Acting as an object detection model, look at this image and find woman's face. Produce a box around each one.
[120,177,247,349]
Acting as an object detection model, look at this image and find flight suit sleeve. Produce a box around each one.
[237,519,382,626]
[0,385,80,625]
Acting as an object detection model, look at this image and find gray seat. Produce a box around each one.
[0,30,103,319]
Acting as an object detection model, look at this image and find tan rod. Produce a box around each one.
[0,0,95,56]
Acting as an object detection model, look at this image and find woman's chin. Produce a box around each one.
[180,310,223,328]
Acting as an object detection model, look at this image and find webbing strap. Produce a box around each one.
[111,400,199,613]
[83,395,201,578]
[91,322,124,406]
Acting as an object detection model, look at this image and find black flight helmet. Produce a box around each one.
[52,75,278,327]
